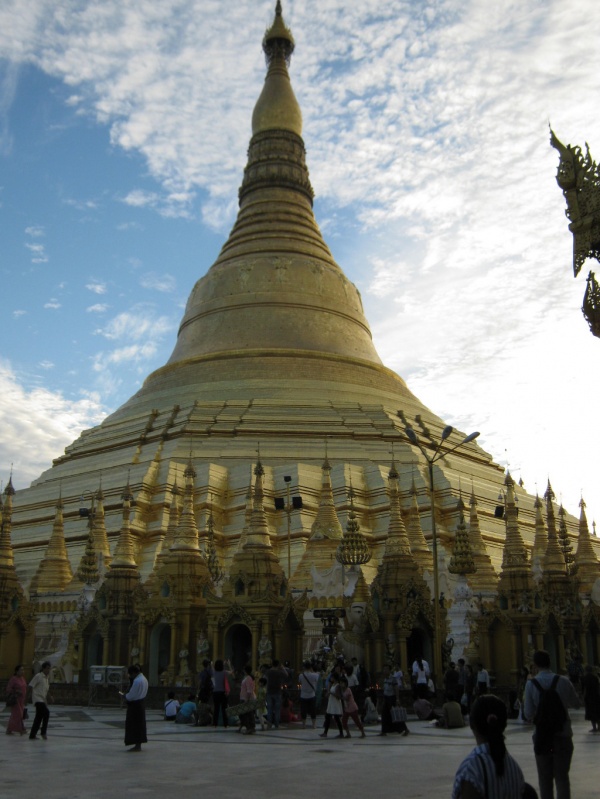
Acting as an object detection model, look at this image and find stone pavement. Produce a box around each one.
[1,705,598,798]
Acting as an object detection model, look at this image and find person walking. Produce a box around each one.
[380,663,408,736]
[524,649,581,799]
[319,672,344,738]
[28,661,52,741]
[444,661,460,700]
[265,659,288,730]
[299,660,319,729]
[412,657,430,699]
[582,665,600,733]
[340,676,365,738]
[121,664,148,752]
[212,659,231,728]
[6,664,28,735]
[452,694,527,798]
[238,664,256,734]
[475,663,491,696]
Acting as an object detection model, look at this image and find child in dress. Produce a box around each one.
[340,676,365,738]
[319,673,344,738]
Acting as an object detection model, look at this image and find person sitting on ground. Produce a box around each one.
[176,694,198,725]
[280,690,298,724]
[164,691,180,721]
[413,695,438,721]
[437,693,466,729]
[452,694,531,799]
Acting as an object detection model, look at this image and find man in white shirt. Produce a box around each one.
[28,661,52,740]
[121,664,149,752]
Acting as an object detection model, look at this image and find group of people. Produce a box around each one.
[5,661,53,740]
[5,647,596,799]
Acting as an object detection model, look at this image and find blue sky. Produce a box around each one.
[1,0,599,528]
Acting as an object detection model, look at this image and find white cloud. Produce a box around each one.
[25,225,44,237]
[43,300,61,309]
[25,242,48,263]
[13,310,27,318]
[121,189,158,208]
[140,272,176,293]
[94,307,174,342]
[86,303,108,313]
[38,360,54,370]
[85,281,107,294]
[0,359,107,488]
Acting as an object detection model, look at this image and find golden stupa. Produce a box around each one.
[3,2,598,686]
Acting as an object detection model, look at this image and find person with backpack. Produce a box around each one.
[523,650,581,799]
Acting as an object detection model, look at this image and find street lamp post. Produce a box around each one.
[274,476,303,579]
[403,423,480,681]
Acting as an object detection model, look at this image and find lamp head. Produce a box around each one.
[462,431,480,444]
[441,425,453,440]
[405,427,418,444]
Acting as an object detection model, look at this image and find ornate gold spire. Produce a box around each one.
[0,477,15,570]
[310,457,343,541]
[76,527,99,585]
[558,503,576,576]
[531,493,548,580]
[225,459,286,597]
[383,460,413,559]
[500,473,529,571]
[91,486,111,570]
[575,497,599,594]
[30,491,73,593]
[407,477,433,572]
[205,508,223,585]
[252,2,301,137]
[289,456,343,591]
[448,493,476,575]
[543,479,568,577]
[466,486,498,590]
[110,480,138,569]
[170,458,202,552]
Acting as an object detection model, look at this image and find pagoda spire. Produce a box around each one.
[289,455,343,590]
[531,493,548,581]
[146,480,180,590]
[500,473,529,570]
[30,490,73,593]
[466,486,498,591]
[383,459,413,559]
[225,458,286,598]
[575,497,599,595]
[244,458,273,550]
[497,473,533,608]
[448,492,476,576]
[543,480,568,577]
[310,455,343,540]
[110,480,138,569]
[0,477,16,570]
[170,458,202,552]
[76,527,100,586]
[91,485,111,571]
[557,503,576,576]
[252,2,301,138]
[407,476,433,572]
